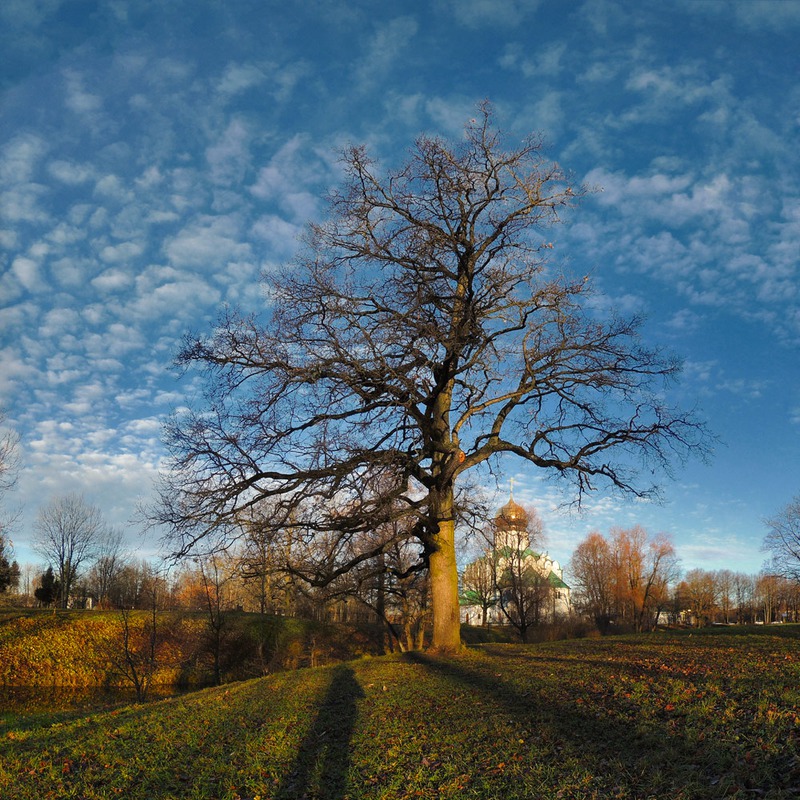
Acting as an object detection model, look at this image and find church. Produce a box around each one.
[460,495,571,627]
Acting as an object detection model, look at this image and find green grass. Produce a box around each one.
[2,628,800,798]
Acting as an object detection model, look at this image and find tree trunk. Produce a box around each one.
[428,503,462,654]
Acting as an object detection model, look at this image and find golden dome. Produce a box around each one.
[495,496,528,530]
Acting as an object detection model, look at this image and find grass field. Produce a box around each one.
[1,627,799,799]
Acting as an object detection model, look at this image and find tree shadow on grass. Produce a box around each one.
[404,650,799,797]
[275,664,364,800]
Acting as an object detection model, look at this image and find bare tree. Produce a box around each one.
[33,494,104,609]
[156,106,707,652]
[87,527,126,607]
[111,581,160,702]
[732,572,756,624]
[715,569,735,624]
[0,411,20,509]
[763,495,800,581]
[492,505,554,641]
[195,552,234,686]
[461,551,498,627]
[0,412,21,564]
[756,572,781,624]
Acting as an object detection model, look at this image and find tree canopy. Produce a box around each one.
[158,107,707,651]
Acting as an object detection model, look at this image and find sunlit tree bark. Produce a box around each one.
[157,106,706,652]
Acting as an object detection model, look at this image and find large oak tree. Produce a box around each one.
[158,108,705,652]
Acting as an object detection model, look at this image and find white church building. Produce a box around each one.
[460,496,571,626]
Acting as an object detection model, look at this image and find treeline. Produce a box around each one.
[568,526,798,632]
[671,569,799,626]
[5,492,800,650]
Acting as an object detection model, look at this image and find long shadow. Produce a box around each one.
[404,650,799,796]
[275,664,364,800]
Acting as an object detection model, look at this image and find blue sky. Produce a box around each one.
[1,0,798,577]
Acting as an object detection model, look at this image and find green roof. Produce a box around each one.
[547,571,569,590]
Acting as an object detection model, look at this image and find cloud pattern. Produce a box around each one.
[1,0,798,573]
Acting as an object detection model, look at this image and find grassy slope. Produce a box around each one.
[0,609,384,687]
[2,628,800,799]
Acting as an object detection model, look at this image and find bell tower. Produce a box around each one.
[493,493,529,552]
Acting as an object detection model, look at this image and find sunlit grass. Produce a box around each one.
[2,629,800,798]
[0,609,384,689]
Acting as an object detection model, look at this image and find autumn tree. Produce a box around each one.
[613,526,678,632]
[681,568,719,627]
[156,107,706,652]
[571,526,678,632]
[570,531,615,632]
[33,494,105,609]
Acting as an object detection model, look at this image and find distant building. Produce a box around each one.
[460,496,571,626]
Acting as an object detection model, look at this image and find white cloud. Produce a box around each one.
[443,0,540,28]
[164,214,251,270]
[423,96,480,137]
[39,307,82,339]
[0,183,49,224]
[91,268,133,292]
[130,265,222,322]
[353,16,418,91]
[250,135,331,221]
[98,241,144,265]
[218,62,266,96]
[45,222,87,247]
[47,159,94,185]
[0,133,47,183]
[665,308,703,334]
[94,174,133,202]
[251,214,303,259]
[11,256,41,291]
[206,117,252,186]
[679,0,800,32]
[500,42,567,78]
[0,346,37,400]
[63,69,103,114]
